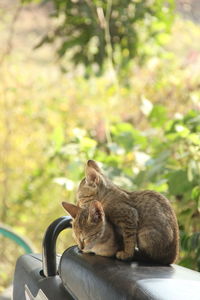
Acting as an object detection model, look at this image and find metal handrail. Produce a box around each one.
[42,216,72,277]
[0,223,34,254]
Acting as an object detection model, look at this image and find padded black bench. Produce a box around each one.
[13,216,200,300]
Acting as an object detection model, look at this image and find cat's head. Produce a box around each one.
[62,200,107,254]
[77,160,111,207]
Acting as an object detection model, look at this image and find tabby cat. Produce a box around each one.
[62,160,179,263]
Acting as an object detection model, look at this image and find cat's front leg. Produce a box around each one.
[107,206,138,261]
[116,226,137,261]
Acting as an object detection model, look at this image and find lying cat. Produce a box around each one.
[62,200,120,257]
[62,160,179,263]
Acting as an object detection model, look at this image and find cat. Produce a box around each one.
[62,160,179,263]
[62,200,121,257]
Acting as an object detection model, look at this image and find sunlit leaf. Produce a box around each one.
[149,105,168,127]
[52,126,64,151]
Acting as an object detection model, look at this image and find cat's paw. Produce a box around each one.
[116,251,132,261]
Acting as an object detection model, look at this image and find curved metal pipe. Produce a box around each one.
[42,216,72,277]
[0,224,34,253]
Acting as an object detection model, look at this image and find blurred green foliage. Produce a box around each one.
[24,0,174,75]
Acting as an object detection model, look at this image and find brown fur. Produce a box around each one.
[62,160,179,263]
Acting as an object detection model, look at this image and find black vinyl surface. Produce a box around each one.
[13,246,200,300]
[59,246,200,300]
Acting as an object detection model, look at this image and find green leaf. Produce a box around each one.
[111,122,147,151]
[179,256,196,269]
[189,233,200,251]
[167,170,194,196]
[149,105,168,127]
[192,186,200,211]
[52,126,64,151]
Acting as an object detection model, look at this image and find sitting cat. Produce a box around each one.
[62,160,179,263]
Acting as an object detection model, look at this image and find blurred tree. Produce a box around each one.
[23,0,175,75]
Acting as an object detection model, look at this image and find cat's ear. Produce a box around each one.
[62,202,79,218]
[85,166,100,185]
[87,160,102,173]
[88,200,104,223]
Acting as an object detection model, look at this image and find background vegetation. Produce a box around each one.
[0,0,200,293]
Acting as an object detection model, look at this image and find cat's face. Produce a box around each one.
[62,200,107,254]
[77,160,109,207]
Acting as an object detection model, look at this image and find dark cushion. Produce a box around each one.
[59,246,200,300]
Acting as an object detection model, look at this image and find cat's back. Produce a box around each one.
[102,188,172,213]
[129,190,171,206]
[128,189,177,224]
